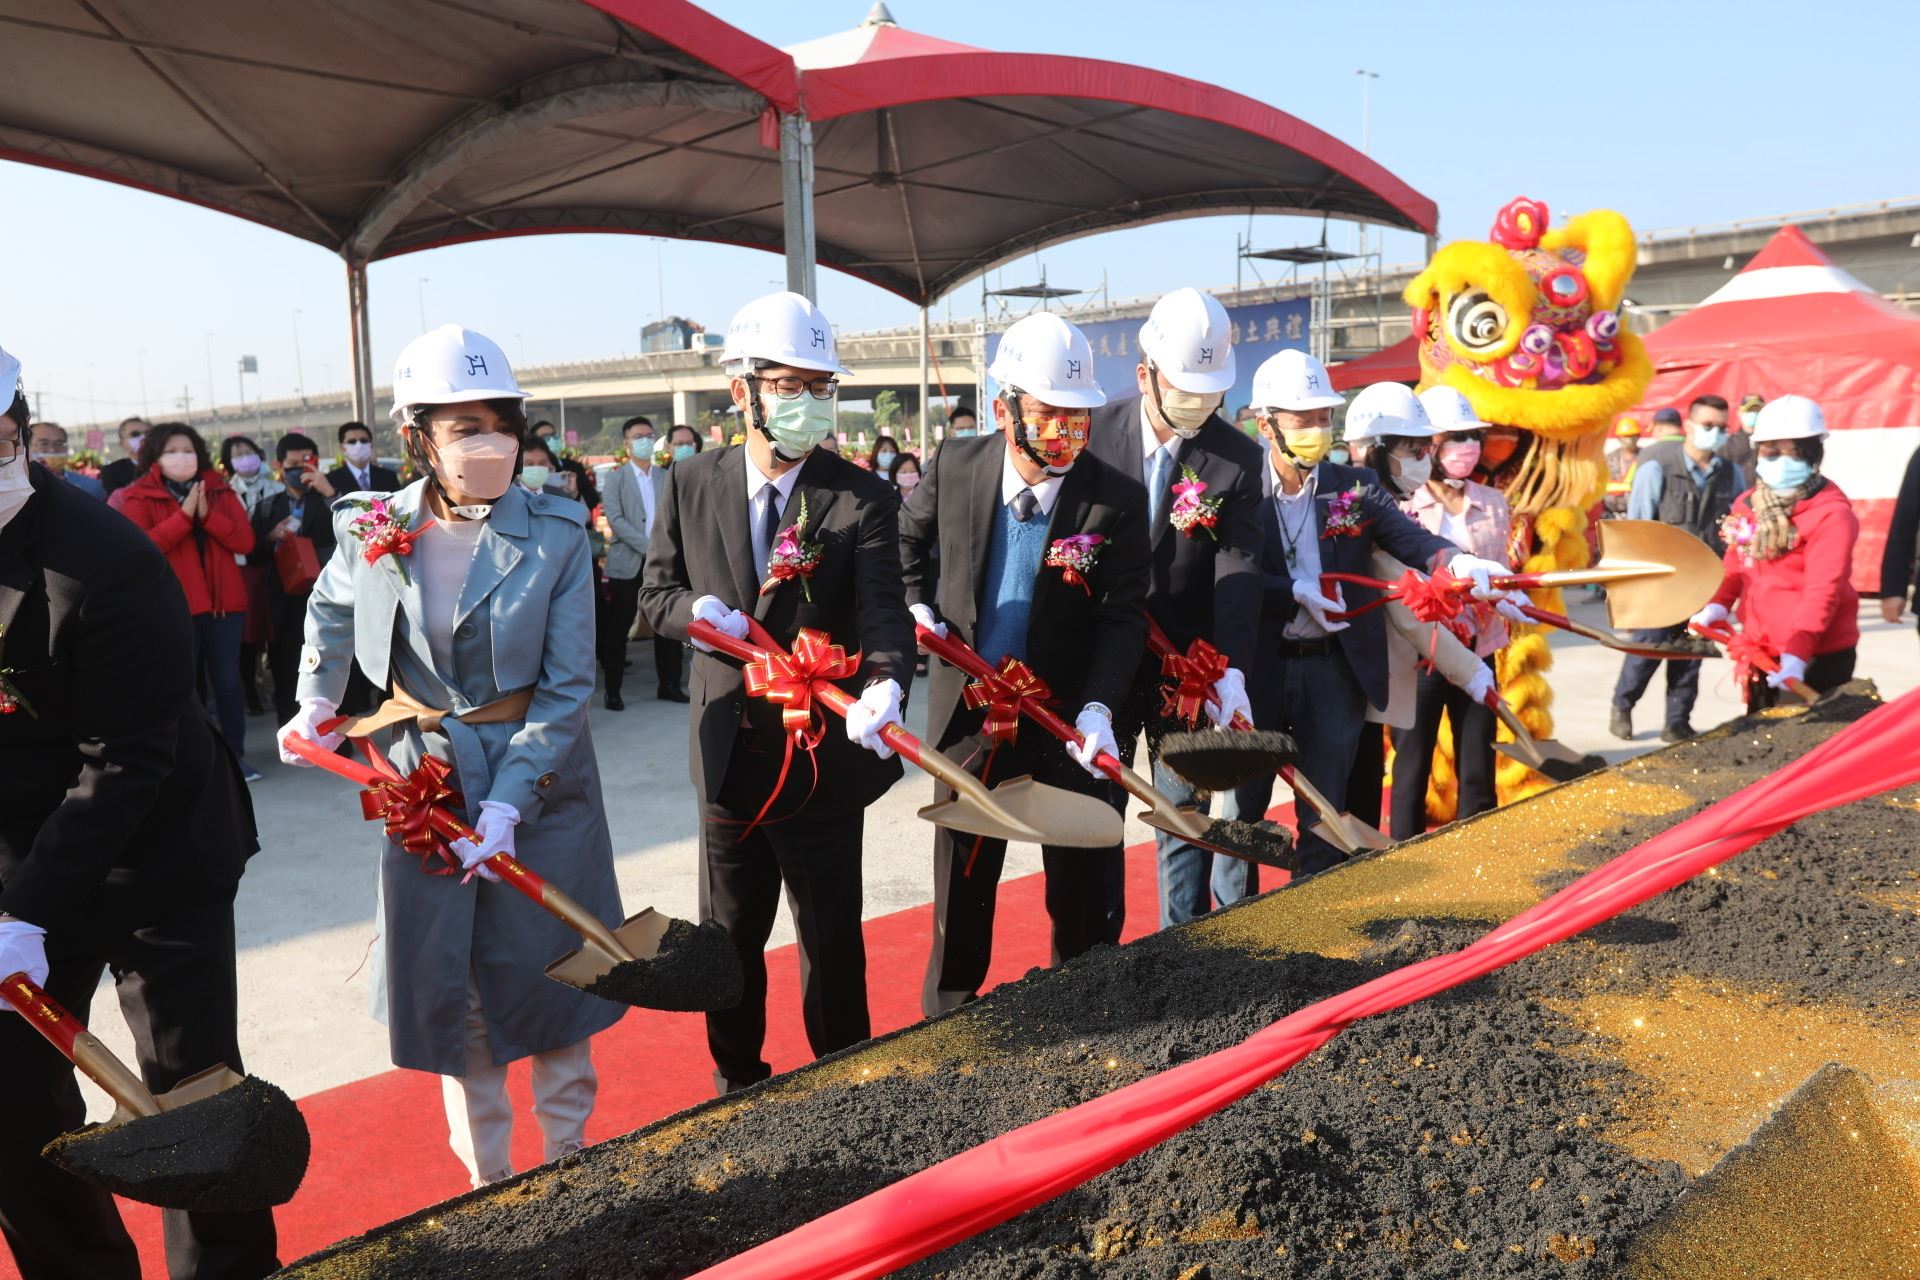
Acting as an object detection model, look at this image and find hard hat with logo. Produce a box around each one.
[390,325,528,422]
[1419,385,1489,436]
[1750,393,1827,442]
[1612,414,1642,438]
[722,291,850,376]
[1346,382,1434,445]
[1249,348,1344,412]
[1137,288,1236,394]
[0,345,20,415]
[988,312,1106,409]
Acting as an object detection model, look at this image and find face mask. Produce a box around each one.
[1390,452,1432,496]
[1158,386,1219,439]
[233,453,263,476]
[284,462,307,489]
[897,472,920,492]
[344,441,374,465]
[1757,455,1815,491]
[672,444,696,463]
[1741,410,1759,429]
[1689,425,1727,452]
[126,433,145,455]
[0,458,32,530]
[628,438,653,460]
[1482,431,1520,469]
[948,425,975,438]
[875,450,897,471]
[1327,447,1350,467]
[520,465,551,490]
[761,393,836,461]
[429,432,519,506]
[159,452,200,482]
[1438,439,1482,480]
[1279,425,1333,467]
[1007,403,1091,474]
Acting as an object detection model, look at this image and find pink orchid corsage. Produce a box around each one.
[1168,466,1223,539]
[1321,483,1372,539]
[348,497,432,585]
[1719,511,1757,562]
[761,494,825,602]
[1045,533,1105,594]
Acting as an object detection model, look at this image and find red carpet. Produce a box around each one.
[5,814,1297,1278]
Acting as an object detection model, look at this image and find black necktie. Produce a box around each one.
[1011,488,1037,523]
[762,487,783,568]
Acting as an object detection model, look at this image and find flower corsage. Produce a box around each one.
[346,497,431,585]
[761,494,825,602]
[1168,467,1223,539]
[1719,511,1756,563]
[1045,533,1105,594]
[1321,483,1372,539]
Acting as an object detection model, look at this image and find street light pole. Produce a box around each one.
[292,309,307,404]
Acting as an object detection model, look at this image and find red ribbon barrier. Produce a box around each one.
[1157,638,1228,726]
[961,657,1051,745]
[686,687,1920,1280]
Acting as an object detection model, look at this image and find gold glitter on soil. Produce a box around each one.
[1546,977,1920,1175]
[1191,771,1695,960]
[1625,1065,1920,1279]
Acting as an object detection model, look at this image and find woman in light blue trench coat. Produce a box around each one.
[278,325,623,1187]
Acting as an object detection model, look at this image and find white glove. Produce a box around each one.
[278,697,344,766]
[1463,664,1499,707]
[909,602,948,648]
[844,679,904,759]
[1448,553,1521,604]
[1290,580,1351,634]
[0,918,49,991]
[1494,596,1531,625]
[689,595,749,653]
[1205,667,1252,729]
[1766,652,1809,691]
[1067,703,1117,779]
[447,800,519,883]
[1689,602,1730,631]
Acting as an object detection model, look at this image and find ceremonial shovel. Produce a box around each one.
[1141,618,1391,856]
[688,619,1120,848]
[913,626,1296,870]
[1465,519,1724,630]
[0,973,310,1212]
[285,734,743,1013]
[1689,620,1820,704]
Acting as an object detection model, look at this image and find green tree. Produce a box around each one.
[872,390,901,433]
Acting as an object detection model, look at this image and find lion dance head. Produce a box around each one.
[1405,196,1652,518]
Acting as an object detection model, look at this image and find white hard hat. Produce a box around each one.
[722,291,850,376]
[390,325,528,422]
[1137,288,1236,394]
[1750,394,1827,442]
[1417,385,1489,435]
[1345,382,1434,444]
[988,312,1106,409]
[1250,348,1344,412]
[0,345,19,414]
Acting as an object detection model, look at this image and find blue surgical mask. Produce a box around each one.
[762,393,835,460]
[1757,455,1814,490]
[628,438,652,460]
[1328,447,1351,466]
[875,450,897,471]
[520,464,551,490]
[949,425,975,438]
[1689,425,1727,452]
[672,444,696,463]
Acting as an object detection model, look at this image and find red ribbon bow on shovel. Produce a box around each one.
[963,657,1053,744]
[743,628,861,743]
[357,753,465,875]
[1159,638,1229,726]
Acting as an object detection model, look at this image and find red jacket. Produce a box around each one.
[117,465,256,616]
[1710,480,1859,661]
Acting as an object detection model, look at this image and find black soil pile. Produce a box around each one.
[280,689,1919,1279]
[50,1074,311,1213]
[1200,817,1297,870]
[1158,730,1298,790]
[583,918,745,1012]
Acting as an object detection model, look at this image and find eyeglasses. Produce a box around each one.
[1438,430,1485,445]
[1386,439,1433,459]
[754,375,839,401]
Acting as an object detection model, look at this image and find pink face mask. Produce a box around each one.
[897,472,920,491]
[430,432,518,500]
[1438,439,1482,480]
[159,452,201,482]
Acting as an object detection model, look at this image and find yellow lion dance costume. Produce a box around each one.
[1405,197,1653,816]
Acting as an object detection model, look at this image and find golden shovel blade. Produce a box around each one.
[544,908,671,992]
[920,774,1122,849]
[101,1063,249,1130]
[1591,520,1726,630]
[1309,814,1394,852]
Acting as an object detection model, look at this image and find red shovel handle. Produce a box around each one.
[914,624,1125,784]
[2,971,162,1117]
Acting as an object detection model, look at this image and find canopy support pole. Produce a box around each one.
[779,111,818,301]
[917,304,931,452]
[346,259,374,425]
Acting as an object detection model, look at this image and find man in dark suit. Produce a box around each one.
[901,312,1150,1016]
[1225,349,1517,876]
[95,416,148,501]
[1086,288,1265,927]
[0,370,273,1279]
[325,421,402,496]
[641,292,913,1094]
[252,433,339,725]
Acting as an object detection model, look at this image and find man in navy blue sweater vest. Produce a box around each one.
[900,313,1151,1016]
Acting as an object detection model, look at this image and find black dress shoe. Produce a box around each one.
[1609,707,1633,740]
[657,687,690,704]
[1660,722,1696,743]
[604,691,625,711]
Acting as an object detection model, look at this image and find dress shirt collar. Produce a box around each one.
[1271,455,1319,504]
[1138,398,1177,463]
[745,449,803,507]
[999,447,1064,516]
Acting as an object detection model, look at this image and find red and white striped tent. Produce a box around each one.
[1640,224,1920,588]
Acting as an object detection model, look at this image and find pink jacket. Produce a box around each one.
[1402,480,1513,654]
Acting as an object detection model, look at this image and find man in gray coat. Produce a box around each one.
[600,415,681,708]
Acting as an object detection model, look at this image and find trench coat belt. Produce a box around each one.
[332,681,535,738]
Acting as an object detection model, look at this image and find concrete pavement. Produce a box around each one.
[74,599,1920,1118]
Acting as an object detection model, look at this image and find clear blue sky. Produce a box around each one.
[2,0,1914,426]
